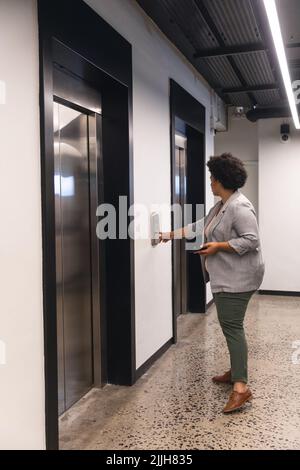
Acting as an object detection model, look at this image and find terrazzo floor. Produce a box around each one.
[60,293,300,450]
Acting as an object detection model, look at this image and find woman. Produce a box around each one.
[159,153,265,413]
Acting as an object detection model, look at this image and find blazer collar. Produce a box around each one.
[220,188,241,212]
[205,189,241,235]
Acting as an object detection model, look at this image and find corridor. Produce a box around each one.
[60,294,300,450]
[2,0,300,451]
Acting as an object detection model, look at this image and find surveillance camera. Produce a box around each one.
[280,133,290,143]
[280,123,290,144]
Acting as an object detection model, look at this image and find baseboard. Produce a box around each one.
[135,338,173,382]
[259,290,300,297]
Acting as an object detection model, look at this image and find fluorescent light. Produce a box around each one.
[263,0,300,129]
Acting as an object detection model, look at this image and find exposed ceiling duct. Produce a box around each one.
[246,106,291,122]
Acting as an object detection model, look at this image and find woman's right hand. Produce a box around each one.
[158,232,173,243]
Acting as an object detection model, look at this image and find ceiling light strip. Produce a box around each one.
[263,0,300,129]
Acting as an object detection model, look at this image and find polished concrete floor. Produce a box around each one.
[60,293,300,450]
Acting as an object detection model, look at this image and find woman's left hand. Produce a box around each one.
[194,242,220,256]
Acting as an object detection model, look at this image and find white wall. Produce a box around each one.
[0,0,45,450]
[215,108,259,214]
[215,108,258,161]
[84,0,215,368]
[258,118,300,292]
[0,0,217,449]
[215,110,300,292]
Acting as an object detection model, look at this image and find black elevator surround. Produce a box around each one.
[170,80,206,343]
[186,125,206,313]
[38,0,135,449]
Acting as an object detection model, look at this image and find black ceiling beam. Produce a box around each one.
[136,0,231,106]
[250,0,285,101]
[193,0,257,106]
[194,43,266,59]
[286,42,300,49]
[194,42,299,60]
[289,60,300,68]
[221,83,278,94]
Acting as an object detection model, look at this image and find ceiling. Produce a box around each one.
[136,0,300,114]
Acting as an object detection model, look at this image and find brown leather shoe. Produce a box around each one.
[223,389,253,413]
[212,370,232,384]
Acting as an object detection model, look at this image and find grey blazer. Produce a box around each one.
[186,189,265,293]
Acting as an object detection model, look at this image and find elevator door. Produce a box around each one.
[54,102,94,415]
[174,133,187,317]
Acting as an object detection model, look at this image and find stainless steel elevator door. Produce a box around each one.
[54,102,94,415]
[174,133,187,317]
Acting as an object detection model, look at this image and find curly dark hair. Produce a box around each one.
[206,153,247,191]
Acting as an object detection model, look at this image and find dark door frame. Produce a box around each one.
[38,0,135,450]
[174,130,188,319]
[170,80,206,343]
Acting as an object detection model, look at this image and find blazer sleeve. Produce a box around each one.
[228,203,260,256]
[185,217,205,240]
[185,206,214,240]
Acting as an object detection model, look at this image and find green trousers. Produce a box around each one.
[212,290,256,384]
